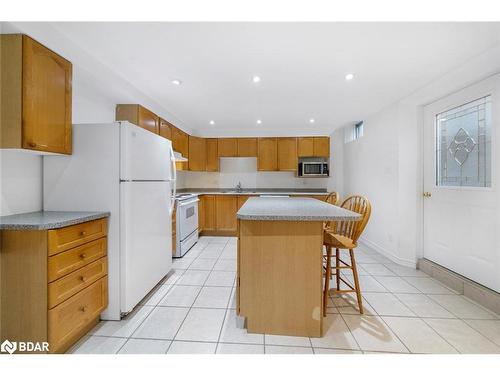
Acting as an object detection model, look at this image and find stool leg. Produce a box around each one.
[349,249,364,314]
[335,248,340,290]
[323,246,332,317]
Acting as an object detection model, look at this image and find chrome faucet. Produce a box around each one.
[235,181,243,193]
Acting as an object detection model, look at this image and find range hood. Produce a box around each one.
[173,151,188,162]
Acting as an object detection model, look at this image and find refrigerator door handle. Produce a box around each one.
[169,146,177,215]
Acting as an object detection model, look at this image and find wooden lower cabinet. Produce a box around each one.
[198,195,238,236]
[48,277,107,352]
[237,195,251,211]
[199,195,216,234]
[216,196,238,234]
[0,218,109,353]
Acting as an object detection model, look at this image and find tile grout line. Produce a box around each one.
[170,237,229,354]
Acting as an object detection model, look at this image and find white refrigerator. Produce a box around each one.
[43,121,176,320]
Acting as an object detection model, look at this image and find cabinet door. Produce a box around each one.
[297,137,314,157]
[188,136,206,171]
[216,195,238,232]
[138,106,159,134]
[313,137,330,157]
[171,126,189,158]
[22,35,72,154]
[278,137,298,171]
[203,195,217,231]
[218,138,238,157]
[237,195,251,211]
[257,137,278,171]
[198,197,204,232]
[237,138,257,157]
[159,118,172,140]
[206,138,219,171]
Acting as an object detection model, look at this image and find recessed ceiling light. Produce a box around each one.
[256,119,262,125]
[252,76,261,83]
[209,120,215,125]
[171,79,182,85]
[309,118,315,124]
[345,73,354,81]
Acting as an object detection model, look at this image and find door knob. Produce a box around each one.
[423,192,432,198]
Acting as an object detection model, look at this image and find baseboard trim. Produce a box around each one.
[359,238,417,268]
[418,258,500,315]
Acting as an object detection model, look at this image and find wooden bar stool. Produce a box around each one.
[325,191,339,206]
[322,195,371,316]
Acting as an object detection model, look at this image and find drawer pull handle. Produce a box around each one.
[80,231,87,236]
[79,253,87,259]
[79,276,87,282]
[28,142,37,148]
[79,305,88,312]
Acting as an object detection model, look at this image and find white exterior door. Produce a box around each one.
[423,75,500,292]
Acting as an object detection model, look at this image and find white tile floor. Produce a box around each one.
[69,236,500,354]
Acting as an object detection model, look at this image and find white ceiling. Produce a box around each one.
[51,22,500,135]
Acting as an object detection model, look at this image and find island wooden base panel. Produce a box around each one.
[237,220,323,337]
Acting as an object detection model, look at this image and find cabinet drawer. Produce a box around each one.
[48,277,108,353]
[48,218,107,255]
[48,238,107,282]
[48,257,108,309]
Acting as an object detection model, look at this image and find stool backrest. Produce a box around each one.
[325,191,339,206]
[331,195,371,245]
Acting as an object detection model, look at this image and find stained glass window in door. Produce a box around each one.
[436,95,491,187]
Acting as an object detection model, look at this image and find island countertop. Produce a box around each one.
[237,197,361,221]
[0,211,110,230]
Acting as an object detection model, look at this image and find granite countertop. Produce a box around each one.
[176,188,328,196]
[0,211,110,230]
[237,197,361,221]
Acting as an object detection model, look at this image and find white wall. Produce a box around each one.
[336,44,500,266]
[178,158,329,189]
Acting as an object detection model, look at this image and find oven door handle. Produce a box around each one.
[178,198,200,207]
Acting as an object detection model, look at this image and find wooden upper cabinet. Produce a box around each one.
[278,137,298,171]
[159,118,172,140]
[218,138,238,157]
[313,137,330,157]
[1,34,72,154]
[206,138,219,172]
[297,136,330,157]
[257,137,278,171]
[215,195,238,233]
[188,136,206,171]
[237,138,258,157]
[138,106,159,134]
[171,126,189,158]
[116,104,159,134]
[297,137,314,157]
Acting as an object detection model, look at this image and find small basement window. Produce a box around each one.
[345,121,364,143]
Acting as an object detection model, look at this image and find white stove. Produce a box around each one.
[174,193,199,257]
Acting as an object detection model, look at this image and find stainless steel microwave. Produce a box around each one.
[298,161,329,177]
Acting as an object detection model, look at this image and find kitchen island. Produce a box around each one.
[236,197,361,337]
